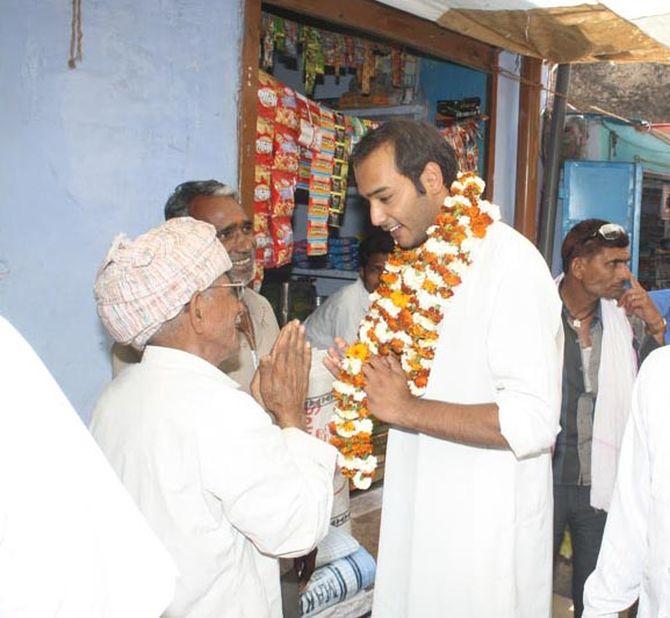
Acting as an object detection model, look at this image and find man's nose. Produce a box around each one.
[369,202,386,227]
[231,230,253,253]
[617,263,632,282]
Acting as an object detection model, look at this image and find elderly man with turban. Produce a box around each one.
[92,217,337,618]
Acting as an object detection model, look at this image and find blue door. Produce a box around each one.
[560,161,642,275]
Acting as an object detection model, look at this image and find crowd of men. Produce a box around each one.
[1,119,668,618]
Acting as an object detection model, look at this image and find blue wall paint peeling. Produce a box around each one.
[0,0,243,421]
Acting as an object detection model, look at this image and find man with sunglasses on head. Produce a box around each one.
[554,219,666,617]
[111,180,279,394]
[92,218,336,617]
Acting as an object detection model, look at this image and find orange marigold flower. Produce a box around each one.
[390,338,404,354]
[351,373,366,388]
[436,213,457,227]
[390,290,411,308]
[466,205,480,220]
[414,373,429,388]
[443,271,461,287]
[398,309,413,328]
[347,342,371,362]
[376,284,392,298]
[331,436,345,449]
[423,279,438,294]
[471,213,493,238]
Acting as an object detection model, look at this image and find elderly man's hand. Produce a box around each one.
[258,320,311,429]
[363,354,414,426]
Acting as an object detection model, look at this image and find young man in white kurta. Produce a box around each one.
[92,345,335,617]
[372,221,563,617]
[583,346,670,617]
[344,119,563,617]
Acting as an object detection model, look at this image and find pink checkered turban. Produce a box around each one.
[95,217,232,350]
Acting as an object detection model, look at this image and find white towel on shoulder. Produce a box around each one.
[591,298,636,511]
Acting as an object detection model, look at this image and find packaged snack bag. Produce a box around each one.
[270,171,296,218]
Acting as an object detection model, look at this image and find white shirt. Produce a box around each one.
[304,278,370,349]
[0,316,176,618]
[584,346,670,618]
[372,222,564,617]
[91,345,336,618]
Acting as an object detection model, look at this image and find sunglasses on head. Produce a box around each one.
[584,222,627,242]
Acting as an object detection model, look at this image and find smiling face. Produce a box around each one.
[188,196,255,284]
[354,143,445,249]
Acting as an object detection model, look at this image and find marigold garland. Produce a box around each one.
[329,172,500,489]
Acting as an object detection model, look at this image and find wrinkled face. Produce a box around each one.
[202,273,245,361]
[575,245,632,300]
[361,252,389,293]
[188,196,255,284]
[354,143,442,249]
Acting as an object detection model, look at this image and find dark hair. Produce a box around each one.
[360,229,395,267]
[350,119,458,194]
[164,180,237,220]
[561,219,630,274]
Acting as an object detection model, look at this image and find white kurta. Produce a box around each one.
[304,278,370,350]
[0,316,176,617]
[91,345,337,618]
[583,346,670,618]
[372,222,563,617]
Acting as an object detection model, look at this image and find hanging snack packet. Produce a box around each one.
[283,19,298,58]
[276,86,299,132]
[254,213,274,268]
[271,171,296,218]
[255,117,275,167]
[273,127,299,174]
[306,219,329,256]
[257,71,279,119]
[261,14,275,70]
[253,165,272,216]
[328,210,345,228]
[271,217,294,267]
[297,149,313,191]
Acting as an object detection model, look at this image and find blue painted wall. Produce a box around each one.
[0,0,243,421]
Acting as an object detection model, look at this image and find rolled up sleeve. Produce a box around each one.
[487,252,564,459]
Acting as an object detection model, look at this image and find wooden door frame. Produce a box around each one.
[238,0,502,215]
[514,56,543,243]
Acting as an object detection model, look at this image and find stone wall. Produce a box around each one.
[569,63,670,123]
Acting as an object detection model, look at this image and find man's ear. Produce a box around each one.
[187,292,207,335]
[419,161,444,196]
[571,256,585,281]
